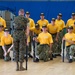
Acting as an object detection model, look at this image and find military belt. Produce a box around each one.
[66,45,71,47]
[60,30,62,32]
[67,44,75,47]
[50,33,57,35]
[5,44,12,46]
[40,44,49,46]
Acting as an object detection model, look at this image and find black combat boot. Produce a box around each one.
[19,62,25,71]
[16,62,19,71]
[69,59,73,63]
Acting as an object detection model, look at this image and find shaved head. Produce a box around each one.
[19,9,25,16]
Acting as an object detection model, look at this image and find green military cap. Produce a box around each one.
[51,18,56,21]
[40,13,44,16]
[58,13,62,16]
[4,28,9,32]
[26,11,30,14]
[35,23,39,27]
[72,13,75,16]
[42,24,47,28]
[68,26,73,29]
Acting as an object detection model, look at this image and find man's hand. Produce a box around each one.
[4,52,7,57]
[49,50,52,54]
[7,49,10,53]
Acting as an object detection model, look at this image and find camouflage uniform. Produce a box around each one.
[58,30,64,53]
[51,34,58,54]
[66,45,75,60]
[13,15,29,62]
[36,44,52,62]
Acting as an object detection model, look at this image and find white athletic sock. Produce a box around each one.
[70,56,73,59]
[36,56,39,59]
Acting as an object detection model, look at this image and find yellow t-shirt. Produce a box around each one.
[66,19,75,27]
[64,33,75,46]
[37,32,53,45]
[28,18,35,29]
[47,23,59,34]
[1,34,13,46]
[0,17,6,28]
[37,19,49,28]
[30,27,41,35]
[55,19,65,31]
[0,31,4,46]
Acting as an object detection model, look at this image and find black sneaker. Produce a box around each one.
[53,54,56,58]
[29,53,33,58]
[73,53,75,57]
[56,54,61,56]
[69,59,73,63]
[33,58,39,62]
[50,57,53,60]
[9,57,11,60]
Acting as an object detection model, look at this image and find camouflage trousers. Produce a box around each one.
[58,30,63,53]
[0,46,4,59]
[51,34,58,54]
[4,45,11,61]
[13,40,26,63]
[66,45,75,60]
[36,44,52,61]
